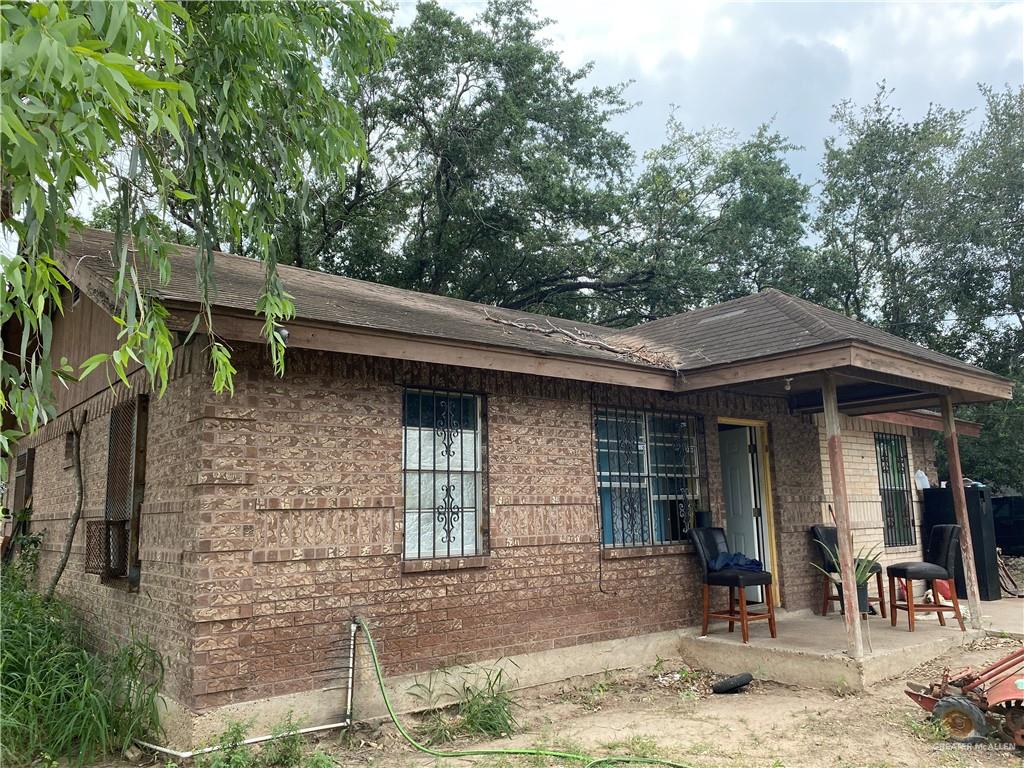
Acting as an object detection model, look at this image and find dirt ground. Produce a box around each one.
[307,636,1023,768]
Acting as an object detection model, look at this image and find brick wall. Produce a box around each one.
[8,347,202,705]
[12,339,833,721]
[186,345,827,711]
[816,414,936,574]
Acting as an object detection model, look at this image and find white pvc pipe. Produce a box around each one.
[135,620,360,761]
[134,721,350,760]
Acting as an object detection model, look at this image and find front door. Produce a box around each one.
[718,424,770,602]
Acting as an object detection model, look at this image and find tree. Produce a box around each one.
[606,120,810,324]
[938,85,1024,491]
[812,85,966,349]
[290,0,638,320]
[1,0,391,468]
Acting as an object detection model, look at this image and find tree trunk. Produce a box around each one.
[45,410,86,601]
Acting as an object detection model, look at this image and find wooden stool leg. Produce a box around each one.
[728,587,736,633]
[889,575,897,627]
[948,580,966,632]
[907,579,915,632]
[821,572,832,615]
[701,583,710,636]
[767,584,777,638]
[739,587,749,644]
[876,570,886,619]
[933,581,946,626]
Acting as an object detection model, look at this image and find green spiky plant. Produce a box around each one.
[810,540,882,586]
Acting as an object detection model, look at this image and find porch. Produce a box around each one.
[677,599,1022,691]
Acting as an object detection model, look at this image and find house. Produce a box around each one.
[6,228,1012,745]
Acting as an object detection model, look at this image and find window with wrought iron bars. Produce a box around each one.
[86,396,149,585]
[402,389,485,559]
[594,406,709,547]
[874,432,917,548]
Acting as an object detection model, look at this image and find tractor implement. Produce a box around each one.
[906,645,1024,745]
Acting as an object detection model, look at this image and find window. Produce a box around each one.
[595,407,708,547]
[11,448,35,513]
[402,389,484,559]
[875,432,916,548]
[86,396,149,584]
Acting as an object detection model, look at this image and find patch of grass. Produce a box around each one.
[599,734,660,758]
[0,572,164,765]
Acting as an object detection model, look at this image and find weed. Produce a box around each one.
[301,751,335,768]
[260,713,304,767]
[903,713,948,742]
[831,677,855,697]
[0,574,164,765]
[195,721,256,768]
[410,662,519,743]
[416,709,461,745]
[453,665,518,738]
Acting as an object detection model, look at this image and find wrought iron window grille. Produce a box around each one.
[86,396,148,586]
[594,406,709,548]
[402,389,485,559]
[874,432,917,548]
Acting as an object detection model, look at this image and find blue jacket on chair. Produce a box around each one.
[708,552,764,572]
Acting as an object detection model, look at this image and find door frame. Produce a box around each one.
[717,417,781,607]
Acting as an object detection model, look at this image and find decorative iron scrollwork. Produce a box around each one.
[617,420,641,465]
[434,398,462,457]
[435,483,462,543]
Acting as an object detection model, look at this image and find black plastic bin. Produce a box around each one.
[921,486,1001,601]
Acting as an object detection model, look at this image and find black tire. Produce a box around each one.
[932,696,988,744]
[712,673,753,694]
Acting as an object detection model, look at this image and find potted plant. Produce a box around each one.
[811,541,882,615]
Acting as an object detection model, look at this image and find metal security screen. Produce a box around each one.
[12,449,34,513]
[402,389,484,559]
[90,397,148,582]
[595,407,708,547]
[875,432,917,548]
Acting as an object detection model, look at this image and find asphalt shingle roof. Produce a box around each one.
[63,228,999,381]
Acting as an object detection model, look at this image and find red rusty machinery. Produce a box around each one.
[906,646,1024,745]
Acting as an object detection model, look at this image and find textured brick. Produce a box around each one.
[11,340,938,718]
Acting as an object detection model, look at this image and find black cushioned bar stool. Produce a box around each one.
[887,524,966,632]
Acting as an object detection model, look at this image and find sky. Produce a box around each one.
[394,0,1024,184]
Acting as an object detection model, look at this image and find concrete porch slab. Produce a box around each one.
[979,598,1024,640]
[677,608,985,692]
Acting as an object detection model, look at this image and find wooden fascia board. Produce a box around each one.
[674,345,854,391]
[860,411,983,438]
[849,344,1013,401]
[164,306,680,392]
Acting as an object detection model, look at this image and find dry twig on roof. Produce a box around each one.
[482,310,676,368]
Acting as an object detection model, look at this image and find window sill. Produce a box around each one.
[602,543,694,560]
[401,555,490,573]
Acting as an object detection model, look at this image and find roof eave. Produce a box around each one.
[161,302,682,392]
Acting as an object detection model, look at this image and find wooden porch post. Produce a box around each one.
[822,372,865,659]
[940,395,983,630]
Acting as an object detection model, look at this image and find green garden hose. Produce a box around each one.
[355,617,693,768]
